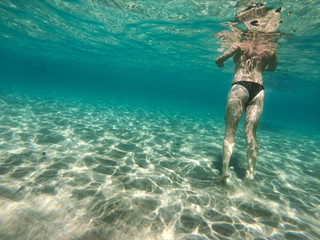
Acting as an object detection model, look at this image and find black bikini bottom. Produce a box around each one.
[232,81,264,103]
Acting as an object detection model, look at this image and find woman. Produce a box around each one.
[215,5,280,183]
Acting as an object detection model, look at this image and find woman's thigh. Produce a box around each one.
[244,90,264,135]
[225,84,249,134]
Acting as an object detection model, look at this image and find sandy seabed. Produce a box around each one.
[0,92,319,240]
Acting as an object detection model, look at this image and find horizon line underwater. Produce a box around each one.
[0,0,320,240]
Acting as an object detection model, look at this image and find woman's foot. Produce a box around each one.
[244,169,254,181]
[220,172,230,184]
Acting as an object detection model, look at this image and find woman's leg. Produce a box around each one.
[244,90,264,181]
[221,85,248,182]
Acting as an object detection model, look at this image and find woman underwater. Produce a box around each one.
[215,2,282,184]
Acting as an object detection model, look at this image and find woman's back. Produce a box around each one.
[233,40,277,84]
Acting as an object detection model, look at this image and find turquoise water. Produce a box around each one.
[0,1,320,240]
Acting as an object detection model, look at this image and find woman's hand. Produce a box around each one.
[215,58,224,68]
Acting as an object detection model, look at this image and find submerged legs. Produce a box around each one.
[220,85,264,184]
[221,85,248,183]
[244,91,264,181]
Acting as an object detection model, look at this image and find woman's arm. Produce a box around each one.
[215,44,240,68]
[265,50,277,72]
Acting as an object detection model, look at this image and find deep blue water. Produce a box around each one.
[0,1,320,240]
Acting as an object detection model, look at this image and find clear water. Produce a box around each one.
[0,1,319,240]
